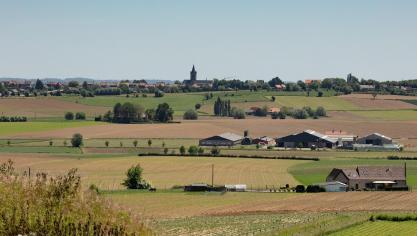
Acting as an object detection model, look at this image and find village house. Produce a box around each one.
[326,165,408,191]
[276,130,337,149]
[199,132,243,146]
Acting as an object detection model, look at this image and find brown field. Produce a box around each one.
[0,154,303,189]
[0,97,107,117]
[340,94,417,100]
[9,117,417,142]
[340,96,417,110]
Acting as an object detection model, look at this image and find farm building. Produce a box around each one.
[325,130,357,149]
[357,133,392,145]
[184,183,209,192]
[252,136,276,146]
[199,132,244,146]
[276,130,337,149]
[225,184,247,192]
[315,181,348,192]
[326,165,408,191]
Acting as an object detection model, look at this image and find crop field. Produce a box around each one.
[0,154,304,189]
[0,121,100,136]
[289,158,417,188]
[331,221,417,236]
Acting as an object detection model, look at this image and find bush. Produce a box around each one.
[254,106,268,117]
[302,106,315,117]
[94,115,102,121]
[154,90,164,97]
[315,106,327,117]
[317,91,323,97]
[271,111,286,119]
[133,140,138,147]
[306,185,325,193]
[293,109,308,119]
[188,146,198,155]
[71,133,83,147]
[64,112,74,120]
[75,112,86,120]
[164,148,169,154]
[210,146,221,156]
[183,109,198,120]
[295,185,305,193]
[231,107,246,119]
[179,145,186,155]
[122,164,150,189]
[195,103,201,110]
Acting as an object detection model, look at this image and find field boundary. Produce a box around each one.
[137,153,320,161]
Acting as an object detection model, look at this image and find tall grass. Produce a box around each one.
[0,160,152,235]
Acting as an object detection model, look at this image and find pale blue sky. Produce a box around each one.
[1,0,416,81]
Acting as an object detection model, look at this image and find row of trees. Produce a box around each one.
[278,106,326,119]
[0,116,27,122]
[103,102,173,123]
[64,112,86,120]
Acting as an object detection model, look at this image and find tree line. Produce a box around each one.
[101,102,174,123]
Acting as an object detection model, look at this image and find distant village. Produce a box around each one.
[1,65,417,97]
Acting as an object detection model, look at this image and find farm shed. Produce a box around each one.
[225,184,247,192]
[252,136,276,146]
[315,181,348,192]
[199,132,243,146]
[326,165,408,191]
[184,183,209,192]
[325,130,357,149]
[356,133,393,146]
[276,130,337,149]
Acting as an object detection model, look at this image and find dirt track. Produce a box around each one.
[205,192,417,216]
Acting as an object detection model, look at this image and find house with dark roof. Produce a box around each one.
[357,133,392,145]
[199,132,243,146]
[276,130,337,149]
[326,165,408,191]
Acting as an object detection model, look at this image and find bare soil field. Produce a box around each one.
[0,97,107,117]
[205,192,417,216]
[340,96,417,110]
[9,118,417,143]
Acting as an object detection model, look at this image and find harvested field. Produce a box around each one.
[0,97,107,118]
[8,118,417,143]
[0,155,304,189]
[351,110,417,121]
[340,96,417,110]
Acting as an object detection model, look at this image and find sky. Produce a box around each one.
[1,0,417,82]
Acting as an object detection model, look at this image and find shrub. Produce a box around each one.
[63,140,67,146]
[164,148,169,154]
[105,140,109,147]
[295,185,305,193]
[317,91,323,97]
[198,147,204,155]
[195,103,201,110]
[154,90,164,97]
[122,164,150,189]
[183,109,198,120]
[148,139,152,147]
[179,146,186,155]
[71,133,83,147]
[306,185,325,193]
[315,106,327,117]
[94,115,102,121]
[293,109,308,119]
[49,140,53,146]
[210,146,220,156]
[231,107,246,119]
[254,106,268,117]
[64,112,74,120]
[302,106,315,117]
[133,140,138,147]
[188,146,198,155]
[75,112,86,120]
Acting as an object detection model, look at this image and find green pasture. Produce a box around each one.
[331,221,417,236]
[0,121,99,136]
[289,158,417,188]
[351,110,417,121]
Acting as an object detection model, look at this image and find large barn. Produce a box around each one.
[356,133,393,145]
[326,165,408,191]
[276,130,337,149]
[199,132,243,146]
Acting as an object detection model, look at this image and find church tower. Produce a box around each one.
[190,65,197,82]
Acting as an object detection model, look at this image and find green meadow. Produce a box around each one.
[0,121,99,136]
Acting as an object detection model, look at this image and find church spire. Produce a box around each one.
[190,65,197,81]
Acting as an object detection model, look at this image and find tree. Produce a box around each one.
[198,147,204,155]
[49,141,53,146]
[120,142,123,147]
[133,140,138,148]
[183,109,198,120]
[105,140,109,147]
[195,103,201,110]
[254,106,268,117]
[210,146,220,156]
[68,81,79,88]
[82,81,88,90]
[65,112,74,120]
[155,103,173,122]
[63,140,67,146]
[162,142,165,148]
[315,106,327,117]
[188,146,198,155]
[75,112,86,120]
[122,164,150,189]
[154,90,164,97]
[179,145,186,155]
[372,92,378,100]
[147,139,152,147]
[35,79,44,90]
[293,109,308,119]
[214,97,231,117]
[317,91,323,97]
[164,148,169,154]
[71,133,83,147]
[230,107,245,119]
[268,77,283,87]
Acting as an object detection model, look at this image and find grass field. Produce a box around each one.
[351,110,417,121]
[289,158,417,188]
[331,221,417,235]
[0,121,99,136]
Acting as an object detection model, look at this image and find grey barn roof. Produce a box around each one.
[217,132,243,142]
[332,166,406,181]
[303,130,337,143]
